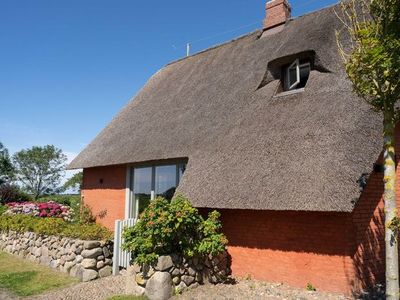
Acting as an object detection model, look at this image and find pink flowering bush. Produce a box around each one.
[5,201,73,222]
[6,202,39,216]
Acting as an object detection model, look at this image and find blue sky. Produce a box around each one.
[0,0,338,169]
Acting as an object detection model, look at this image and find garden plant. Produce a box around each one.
[123,194,228,265]
[0,196,111,241]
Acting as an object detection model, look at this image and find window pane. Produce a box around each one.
[300,64,310,79]
[289,67,297,86]
[298,64,311,89]
[133,167,152,215]
[155,165,177,200]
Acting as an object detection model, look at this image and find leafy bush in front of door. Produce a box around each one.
[122,194,228,265]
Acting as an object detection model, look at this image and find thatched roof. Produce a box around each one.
[69,4,382,212]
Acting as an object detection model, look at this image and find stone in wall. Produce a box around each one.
[0,230,113,282]
[126,252,231,300]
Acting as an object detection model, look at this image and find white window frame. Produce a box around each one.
[286,59,300,90]
[124,162,186,219]
[285,59,311,91]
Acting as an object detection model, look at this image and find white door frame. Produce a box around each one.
[124,166,133,219]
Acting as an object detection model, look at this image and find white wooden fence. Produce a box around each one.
[112,218,136,275]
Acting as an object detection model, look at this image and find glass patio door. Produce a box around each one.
[130,163,186,219]
[132,167,152,218]
[155,165,177,200]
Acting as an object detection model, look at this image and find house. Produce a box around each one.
[69,0,391,295]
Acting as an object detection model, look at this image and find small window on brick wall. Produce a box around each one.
[282,59,311,91]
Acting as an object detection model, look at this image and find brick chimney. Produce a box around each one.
[263,0,291,31]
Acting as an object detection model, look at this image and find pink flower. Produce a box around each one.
[5,200,73,221]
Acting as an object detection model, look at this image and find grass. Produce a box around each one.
[0,251,78,296]
[107,296,148,300]
[38,194,80,207]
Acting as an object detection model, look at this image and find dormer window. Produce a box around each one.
[283,59,311,91]
[256,51,317,96]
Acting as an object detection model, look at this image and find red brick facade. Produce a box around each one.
[208,209,355,294]
[202,198,383,295]
[81,165,126,230]
[351,158,385,292]
[81,134,397,294]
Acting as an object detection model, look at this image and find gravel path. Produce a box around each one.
[0,289,18,300]
[172,279,351,300]
[1,275,380,300]
[29,275,126,300]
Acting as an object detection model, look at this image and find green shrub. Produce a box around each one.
[0,183,32,204]
[122,195,228,265]
[78,204,97,224]
[37,194,80,207]
[31,217,66,236]
[61,223,112,240]
[0,214,112,241]
[0,205,6,215]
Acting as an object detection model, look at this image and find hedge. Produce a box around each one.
[0,205,6,216]
[37,194,80,207]
[0,214,112,241]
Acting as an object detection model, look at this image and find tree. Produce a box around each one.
[13,145,67,199]
[0,142,14,185]
[63,171,83,193]
[336,1,400,298]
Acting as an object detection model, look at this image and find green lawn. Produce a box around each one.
[0,251,78,296]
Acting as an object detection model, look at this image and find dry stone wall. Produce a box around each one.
[0,230,113,282]
[126,252,231,300]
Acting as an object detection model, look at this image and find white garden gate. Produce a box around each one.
[112,218,136,275]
